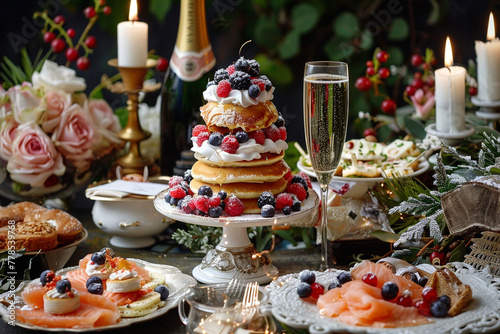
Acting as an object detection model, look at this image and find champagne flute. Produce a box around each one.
[303,61,349,270]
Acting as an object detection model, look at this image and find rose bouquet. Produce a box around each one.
[0,60,122,201]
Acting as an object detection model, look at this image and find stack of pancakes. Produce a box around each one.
[190,99,289,214]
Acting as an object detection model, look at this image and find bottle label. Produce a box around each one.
[170,45,215,82]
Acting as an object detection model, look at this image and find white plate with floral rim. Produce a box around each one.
[0,259,196,331]
[266,262,500,334]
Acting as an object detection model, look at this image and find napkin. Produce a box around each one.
[85,180,168,199]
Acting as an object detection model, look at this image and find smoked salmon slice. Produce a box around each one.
[317,261,431,328]
[102,290,140,306]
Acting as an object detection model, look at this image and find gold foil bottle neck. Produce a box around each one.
[176,0,210,52]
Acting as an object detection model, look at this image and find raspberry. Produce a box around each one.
[283,170,292,181]
[287,183,307,201]
[249,130,265,145]
[208,196,221,208]
[192,125,208,137]
[181,196,194,214]
[257,191,276,208]
[259,75,273,91]
[275,193,293,210]
[168,175,184,188]
[216,80,231,98]
[169,185,187,199]
[263,125,280,142]
[279,126,287,140]
[251,79,265,91]
[226,64,235,75]
[225,195,245,216]
[221,135,239,154]
[297,172,313,188]
[290,175,309,191]
[196,132,210,146]
[193,196,209,213]
[229,71,252,90]
[248,59,260,77]
[214,68,229,83]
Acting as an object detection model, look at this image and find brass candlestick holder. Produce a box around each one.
[108,58,161,178]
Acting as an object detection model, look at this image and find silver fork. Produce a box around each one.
[240,281,259,322]
[223,270,246,308]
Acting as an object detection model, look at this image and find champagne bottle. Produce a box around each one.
[160,0,215,176]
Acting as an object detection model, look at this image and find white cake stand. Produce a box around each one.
[154,189,319,284]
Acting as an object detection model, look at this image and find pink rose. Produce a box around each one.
[411,88,435,120]
[0,116,20,160]
[41,89,72,133]
[7,84,44,124]
[6,122,65,187]
[88,99,122,152]
[52,104,97,170]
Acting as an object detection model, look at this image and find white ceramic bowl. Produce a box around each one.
[91,197,171,249]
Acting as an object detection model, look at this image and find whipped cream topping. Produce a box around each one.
[86,261,112,280]
[191,137,288,162]
[109,269,138,280]
[203,85,275,108]
[45,287,79,299]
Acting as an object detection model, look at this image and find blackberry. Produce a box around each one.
[206,80,216,88]
[235,131,249,143]
[291,200,301,212]
[282,206,292,215]
[248,84,260,98]
[198,185,213,197]
[183,170,193,183]
[208,206,223,218]
[291,175,308,191]
[214,68,229,83]
[234,57,250,72]
[209,132,223,146]
[218,190,228,200]
[275,114,285,127]
[248,59,260,77]
[229,71,252,90]
[261,204,275,217]
[257,191,276,208]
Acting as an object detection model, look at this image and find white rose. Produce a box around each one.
[32,60,86,93]
[138,95,160,162]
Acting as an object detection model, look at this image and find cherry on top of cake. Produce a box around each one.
[206,57,273,99]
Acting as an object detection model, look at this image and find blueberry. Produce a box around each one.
[300,271,315,284]
[154,285,170,301]
[248,84,260,98]
[208,132,223,146]
[404,272,418,284]
[381,281,399,300]
[170,197,180,206]
[100,247,115,257]
[418,276,429,287]
[291,200,301,212]
[275,115,285,127]
[183,169,193,183]
[218,190,228,200]
[56,279,71,293]
[220,201,225,210]
[328,281,340,290]
[439,295,451,308]
[40,270,54,287]
[257,191,275,209]
[86,276,103,289]
[337,271,352,285]
[261,204,275,217]
[297,282,312,298]
[235,131,249,143]
[430,300,448,317]
[208,206,223,218]
[164,193,172,204]
[234,57,249,72]
[282,206,292,215]
[87,282,104,295]
[198,185,213,197]
[91,251,106,265]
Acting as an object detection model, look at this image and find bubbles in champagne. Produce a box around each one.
[303,74,348,174]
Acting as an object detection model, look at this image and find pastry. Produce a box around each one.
[24,208,83,243]
[106,269,142,293]
[43,283,81,314]
[0,201,45,226]
[0,221,57,251]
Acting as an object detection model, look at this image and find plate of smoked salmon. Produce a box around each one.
[0,251,196,331]
[267,261,500,334]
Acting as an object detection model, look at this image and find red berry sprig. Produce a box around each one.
[355,48,397,116]
[403,48,436,102]
[34,1,112,70]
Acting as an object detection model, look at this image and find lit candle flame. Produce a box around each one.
[129,0,138,21]
[444,36,453,67]
[487,12,496,41]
